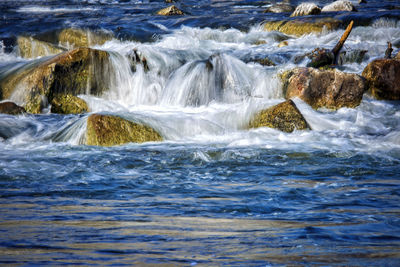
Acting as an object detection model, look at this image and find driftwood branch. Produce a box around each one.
[332,20,354,59]
[384,42,393,59]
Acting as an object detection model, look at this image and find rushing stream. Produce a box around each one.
[1,0,400,265]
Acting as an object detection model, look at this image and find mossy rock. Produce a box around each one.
[86,114,163,146]
[157,5,184,16]
[0,48,111,114]
[50,94,89,114]
[362,59,400,100]
[264,18,342,36]
[0,101,26,115]
[249,100,310,133]
[58,28,113,49]
[17,36,66,59]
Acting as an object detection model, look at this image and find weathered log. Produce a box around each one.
[332,20,354,60]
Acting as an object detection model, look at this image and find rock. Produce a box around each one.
[251,57,276,66]
[290,3,321,17]
[359,0,366,4]
[281,67,366,109]
[0,47,111,113]
[58,28,113,49]
[128,49,149,72]
[278,41,289,48]
[86,114,163,146]
[264,18,342,36]
[322,0,356,12]
[50,94,89,114]
[17,36,66,59]
[396,51,400,59]
[362,59,400,100]
[0,101,26,115]
[264,3,294,13]
[249,100,310,133]
[157,5,184,16]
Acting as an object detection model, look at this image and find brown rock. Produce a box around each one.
[86,114,163,146]
[281,67,366,109]
[0,101,26,115]
[157,5,184,16]
[362,59,400,100]
[0,48,111,113]
[58,28,113,49]
[264,3,294,13]
[249,100,310,133]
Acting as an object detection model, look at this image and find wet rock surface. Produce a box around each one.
[86,114,163,146]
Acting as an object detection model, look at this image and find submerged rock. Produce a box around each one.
[86,114,163,146]
[0,47,111,113]
[0,101,26,115]
[281,67,366,109]
[58,28,112,49]
[322,0,356,12]
[157,5,184,16]
[264,3,294,13]
[263,18,342,36]
[362,59,400,100]
[17,36,66,59]
[249,100,310,133]
[251,57,276,66]
[50,94,89,114]
[290,3,321,17]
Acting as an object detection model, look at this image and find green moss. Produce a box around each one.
[86,114,163,146]
[249,100,310,133]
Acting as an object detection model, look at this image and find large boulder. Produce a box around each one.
[0,101,26,115]
[17,36,66,59]
[264,18,342,36]
[290,3,321,17]
[17,28,113,59]
[50,94,89,114]
[0,47,111,113]
[281,67,366,109]
[86,114,163,146]
[157,5,184,16]
[322,0,356,12]
[362,59,400,100]
[249,100,310,133]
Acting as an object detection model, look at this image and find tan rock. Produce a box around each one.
[249,100,310,133]
[58,28,112,49]
[157,5,184,16]
[278,41,289,48]
[264,3,294,13]
[0,48,111,113]
[50,94,89,114]
[17,36,66,59]
[264,18,342,36]
[362,59,400,100]
[86,114,163,146]
[322,0,356,12]
[290,3,321,17]
[281,67,366,109]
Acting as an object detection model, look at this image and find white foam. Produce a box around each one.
[17,6,99,13]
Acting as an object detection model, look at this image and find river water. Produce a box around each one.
[1,0,400,266]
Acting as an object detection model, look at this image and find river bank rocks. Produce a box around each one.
[0,101,26,115]
[264,18,342,37]
[157,5,184,16]
[0,47,111,113]
[322,0,356,12]
[17,28,113,59]
[362,58,400,100]
[86,114,163,146]
[249,100,310,133]
[280,67,366,109]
